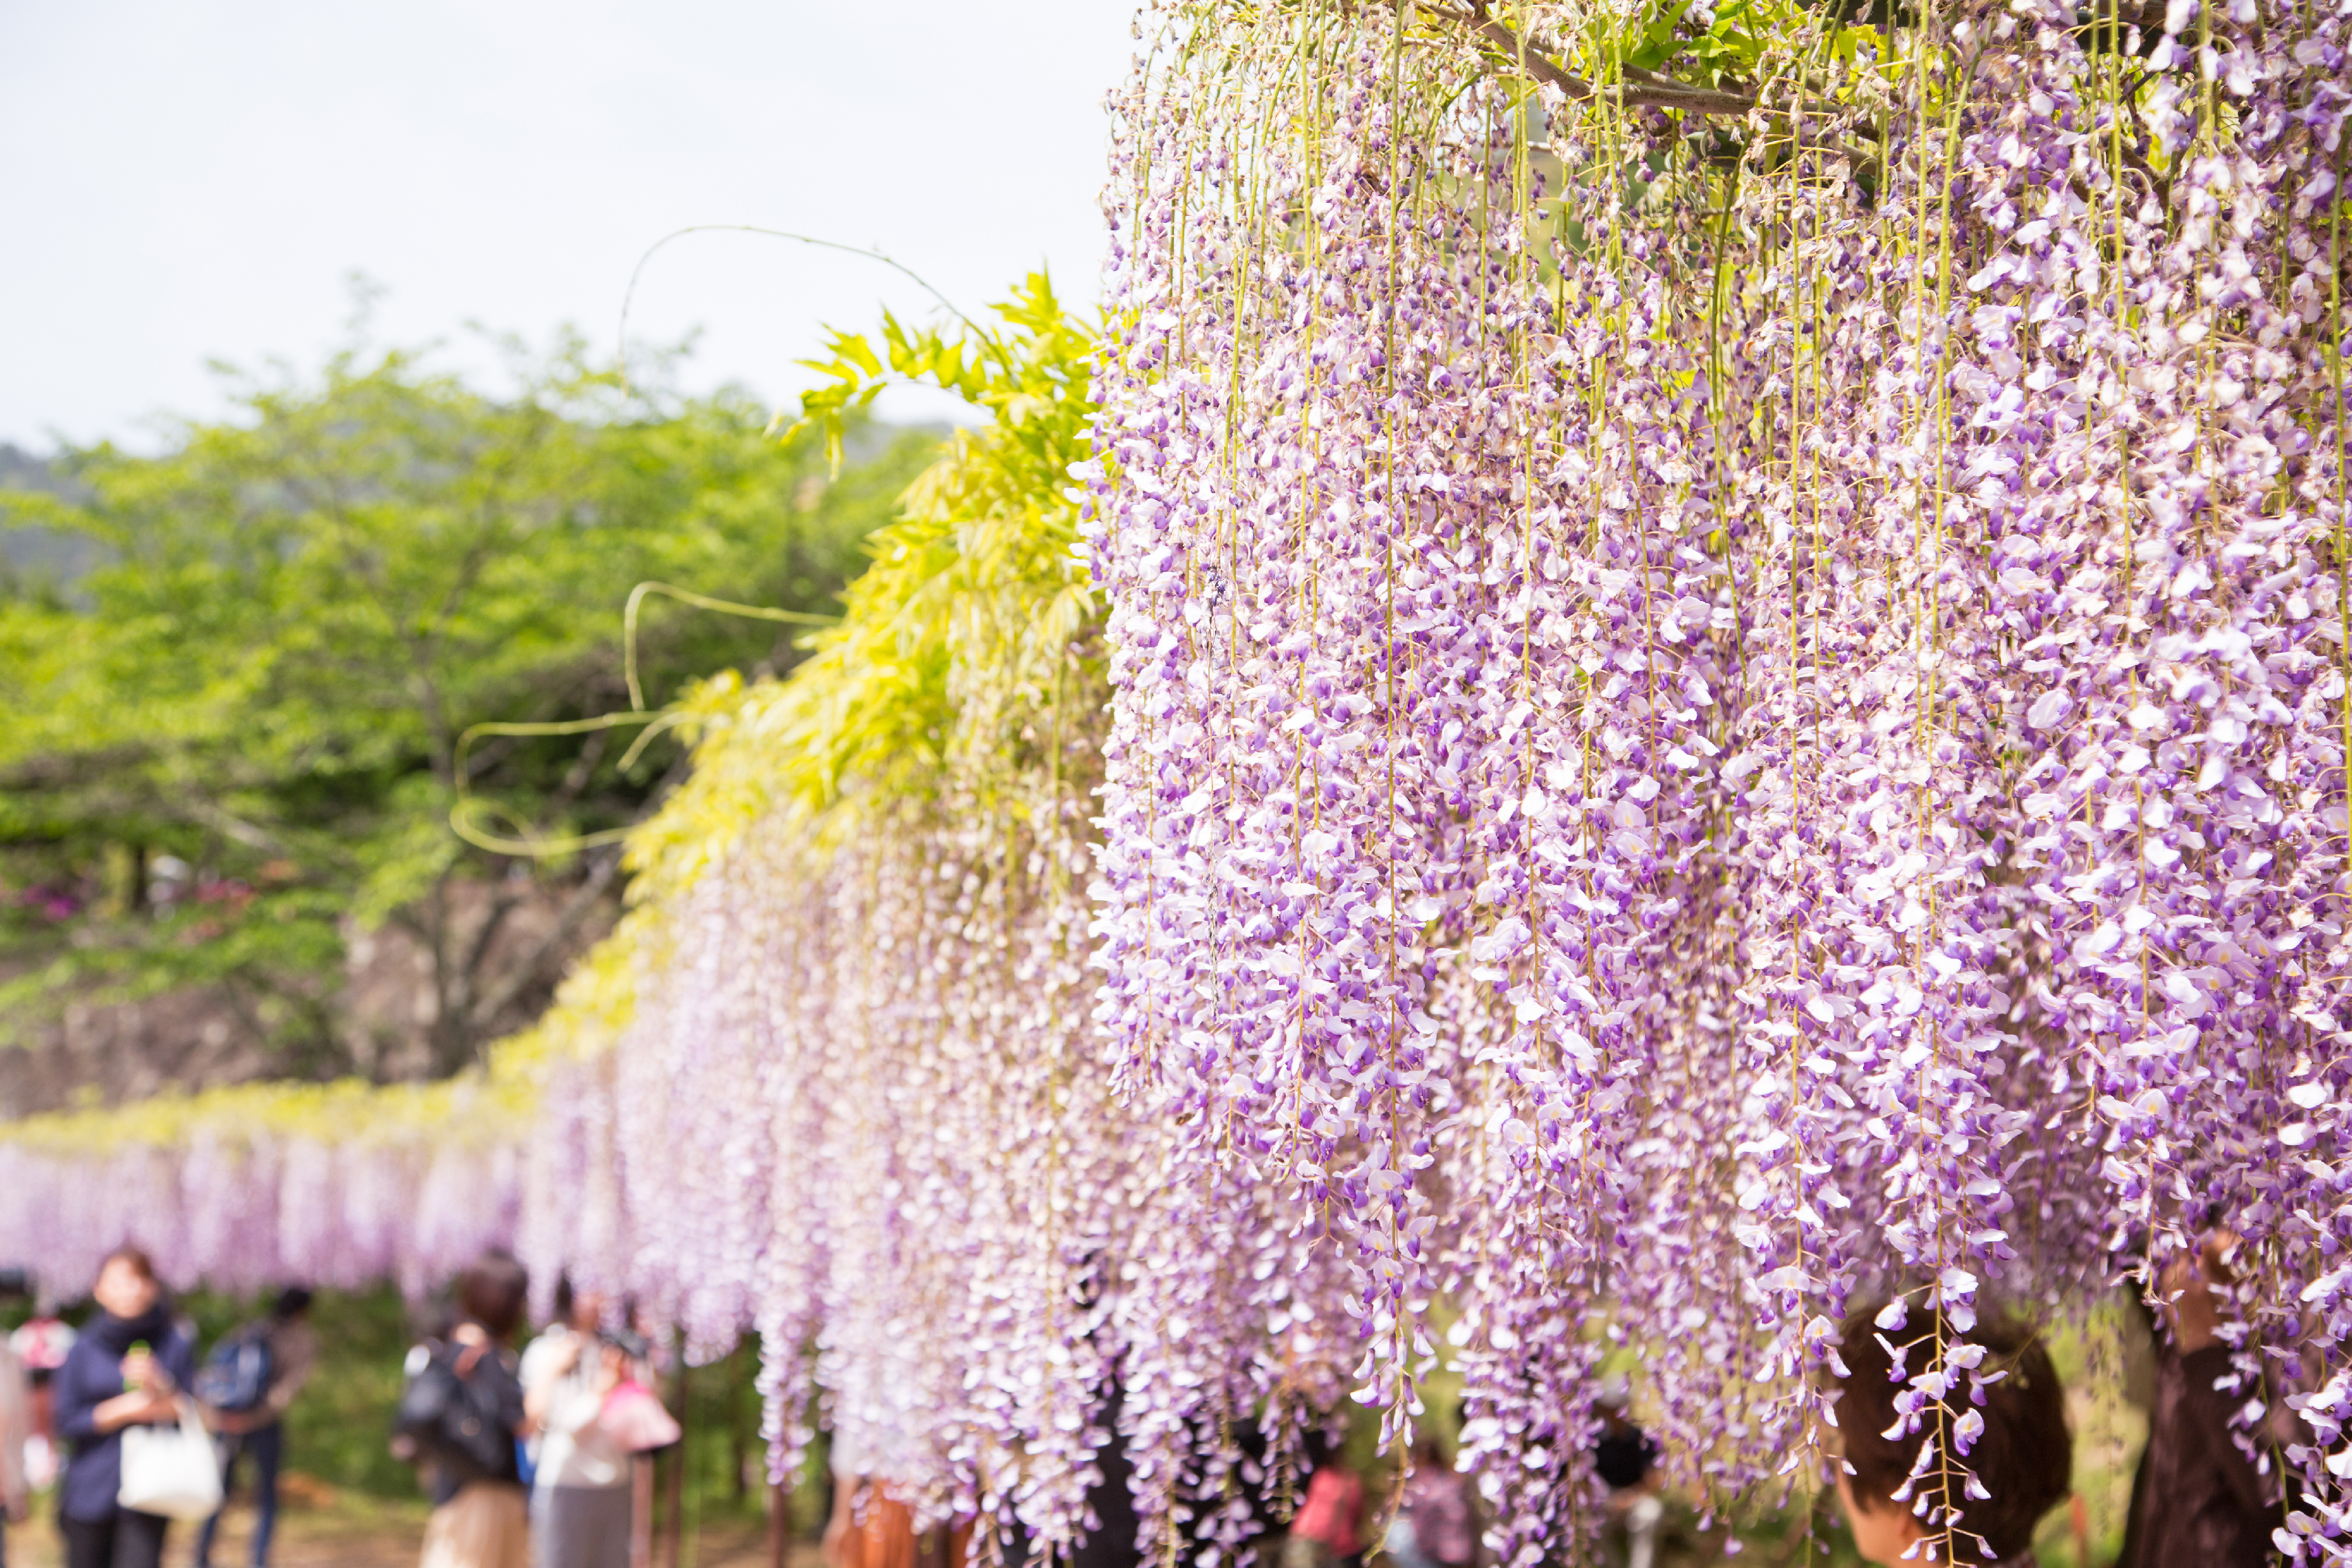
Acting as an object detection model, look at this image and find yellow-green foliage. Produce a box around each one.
[623,272,1101,904]
[0,1074,528,1155]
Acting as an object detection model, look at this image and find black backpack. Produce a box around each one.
[392,1342,516,1481]
[194,1324,274,1413]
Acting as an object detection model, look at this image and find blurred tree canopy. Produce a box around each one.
[0,340,934,1080]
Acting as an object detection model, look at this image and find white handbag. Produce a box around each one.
[118,1399,225,1520]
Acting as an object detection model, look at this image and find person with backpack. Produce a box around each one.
[395,1254,530,1568]
[191,1287,316,1568]
[50,1245,198,1568]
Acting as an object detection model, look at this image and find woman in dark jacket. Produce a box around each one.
[51,1246,197,1568]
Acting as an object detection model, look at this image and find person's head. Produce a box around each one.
[1596,1371,1635,1435]
[92,1246,160,1321]
[1830,1301,2070,1565]
[456,1252,529,1344]
[570,1287,607,1336]
[272,1285,314,1322]
[1300,1422,1336,1470]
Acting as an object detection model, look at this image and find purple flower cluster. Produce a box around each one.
[0,1124,519,1305]
[522,754,1381,1562]
[1085,0,2352,1556]
[523,809,1159,1554]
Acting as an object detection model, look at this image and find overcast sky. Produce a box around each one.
[0,1,1134,451]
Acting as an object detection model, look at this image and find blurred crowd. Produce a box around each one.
[0,1249,677,1568]
[0,1226,2289,1568]
[390,1258,678,1568]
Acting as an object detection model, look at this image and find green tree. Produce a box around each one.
[0,338,932,1080]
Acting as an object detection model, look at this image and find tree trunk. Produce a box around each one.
[422,879,473,1078]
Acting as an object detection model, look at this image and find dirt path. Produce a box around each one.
[4,1505,426,1568]
[3,1496,815,1568]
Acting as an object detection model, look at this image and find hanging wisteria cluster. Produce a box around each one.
[0,1083,523,1304]
[1084,0,2352,1558]
[520,802,1331,1560]
[497,270,1397,1566]
[521,657,1401,1562]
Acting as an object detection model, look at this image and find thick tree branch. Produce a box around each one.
[458,893,525,992]
[464,849,623,1041]
[1431,1,1758,115]
[1428,0,1875,157]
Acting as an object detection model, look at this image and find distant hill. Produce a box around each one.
[0,444,102,592]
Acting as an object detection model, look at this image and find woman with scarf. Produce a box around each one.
[51,1247,197,1568]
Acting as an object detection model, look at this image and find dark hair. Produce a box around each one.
[1833,1303,2071,1562]
[552,1274,575,1322]
[99,1245,157,1284]
[457,1252,529,1342]
[273,1285,314,1320]
[417,1299,458,1342]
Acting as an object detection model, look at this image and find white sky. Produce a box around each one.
[0,0,1135,451]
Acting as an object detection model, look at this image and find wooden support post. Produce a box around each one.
[631,1455,655,1568]
[662,1344,690,1568]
